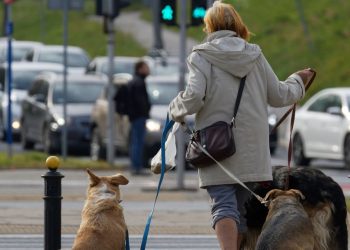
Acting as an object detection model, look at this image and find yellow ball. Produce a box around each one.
[46,156,60,169]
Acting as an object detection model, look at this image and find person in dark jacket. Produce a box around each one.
[128,60,151,175]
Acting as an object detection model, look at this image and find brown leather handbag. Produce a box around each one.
[185,76,246,168]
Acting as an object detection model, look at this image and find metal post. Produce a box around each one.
[207,0,215,7]
[176,0,187,189]
[151,0,163,52]
[42,156,64,250]
[106,13,116,166]
[5,3,13,158]
[294,0,314,51]
[61,0,68,159]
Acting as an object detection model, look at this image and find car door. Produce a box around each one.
[32,81,49,142]
[22,80,42,141]
[304,94,344,157]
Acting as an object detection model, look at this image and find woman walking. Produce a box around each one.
[168,1,315,249]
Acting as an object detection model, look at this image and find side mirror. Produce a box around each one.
[326,106,344,117]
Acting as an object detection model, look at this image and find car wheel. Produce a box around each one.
[292,133,311,166]
[344,135,350,169]
[90,128,106,161]
[43,126,56,154]
[21,122,34,150]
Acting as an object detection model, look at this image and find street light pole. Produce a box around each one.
[106,0,116,166]
[176,0,187,190]
[61,0,68,160]
[5,2,13,158]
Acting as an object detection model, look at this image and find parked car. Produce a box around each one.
[0,62,65,140]
[86,56,138,76]
[23,45,90,74]
[0,40,43,63]
[143,56,180,76]
[292,87,350,168]
[21,73,107,153]
[90,74,186,164]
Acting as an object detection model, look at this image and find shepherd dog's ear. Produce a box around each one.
[289,189,305,201]
[110,174,129,186]
[86,169,100,187]
[263,189,283,202]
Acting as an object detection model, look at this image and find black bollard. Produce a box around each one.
[42,156,64,250]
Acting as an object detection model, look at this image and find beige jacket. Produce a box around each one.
[169,30,305,188]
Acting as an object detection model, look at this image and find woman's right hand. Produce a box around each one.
[295,68,316,87]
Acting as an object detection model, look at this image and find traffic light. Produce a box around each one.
[95,0,131,19]
[160,0,177,26]
[191,0,207,26]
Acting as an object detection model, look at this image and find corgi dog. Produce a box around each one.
[72,169,129,250]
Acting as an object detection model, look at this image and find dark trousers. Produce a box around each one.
[130,117,146,171]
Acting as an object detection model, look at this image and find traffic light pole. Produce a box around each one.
[151,0,163,52]
[176,0,187,190]
[207,0,214,7]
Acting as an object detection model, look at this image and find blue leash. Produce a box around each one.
[125,229,130,250]
[140,116,175,250]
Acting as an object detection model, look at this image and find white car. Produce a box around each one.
[292,87,350,168]
[0,40,43,63]
[23,45,90,74]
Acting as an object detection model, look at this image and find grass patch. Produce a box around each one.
[347,197,350,212]
[0,151,122,170]
[8,0,147,58]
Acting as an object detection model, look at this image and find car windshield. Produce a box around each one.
[147,82,178,105]
[12,70,43,90]
[101,61,135,75]
[53,81,103,104]
[38,51,88,68]
[150,61,179,76]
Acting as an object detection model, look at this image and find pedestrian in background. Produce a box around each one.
[128,60,151,175]
[168,1,315,249]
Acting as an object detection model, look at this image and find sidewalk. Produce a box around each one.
[114,11,199,56]
[0,168,214,235]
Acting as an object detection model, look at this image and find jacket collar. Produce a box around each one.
[206,30,238,42]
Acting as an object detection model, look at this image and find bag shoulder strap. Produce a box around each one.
[231,75,246,127]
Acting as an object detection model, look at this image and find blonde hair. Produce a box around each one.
[204,0,250,41]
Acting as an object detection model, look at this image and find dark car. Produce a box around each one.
[21,73,106,153]
[0,62,65,140]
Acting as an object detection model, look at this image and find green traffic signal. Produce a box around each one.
[161,5,174,21]
[192,7,206,19]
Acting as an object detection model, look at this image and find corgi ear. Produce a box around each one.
[110,174,129,186]
[289,189,305,201]
[86,169,100,186]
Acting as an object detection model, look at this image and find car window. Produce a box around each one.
[308,94,342,113]
[12,70,42,90]
[53,81,103,104]
[38,51,89,68]
[147,82,178,105]
[3,47,32,61]
[347,96,350,111]
[150,61,179,76]
[101,61,135,75]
